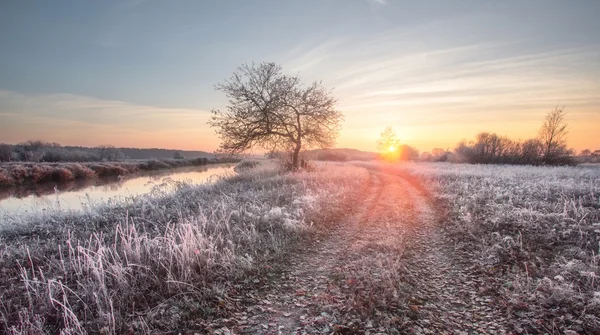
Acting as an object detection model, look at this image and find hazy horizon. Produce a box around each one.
[1,0,599,153]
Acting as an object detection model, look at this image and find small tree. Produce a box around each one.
[173,151,184,159]
[376,126,401,153]
[376,126,416,161]
[209,62,343,169]
[538,107,572,165]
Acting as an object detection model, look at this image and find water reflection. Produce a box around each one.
[0,164,234,215]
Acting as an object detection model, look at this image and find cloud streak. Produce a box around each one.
[280,28,600,151]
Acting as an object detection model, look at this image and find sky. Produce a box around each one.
[1,0,599,153]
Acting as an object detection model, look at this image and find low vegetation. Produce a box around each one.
[404,163,600,333]
[0,158,229,188]
[0,162,369,334]
[0,141,214,163]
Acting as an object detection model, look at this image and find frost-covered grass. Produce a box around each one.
[0,162,369,334]
[404,163,600,333]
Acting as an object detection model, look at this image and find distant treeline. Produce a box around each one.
[309,107,597,166]
[447,107,581,165]
[0,140,215,163]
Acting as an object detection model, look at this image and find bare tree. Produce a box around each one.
[209,62,343,169]
[520,139,543,164]
[580,149,591,156]
[97,145,124,161]
[538,107,572,164]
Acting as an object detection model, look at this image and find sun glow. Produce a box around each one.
[388,145,396,153]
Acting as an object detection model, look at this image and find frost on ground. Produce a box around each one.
[0,162,369,334]
[3,161,598,334]
[404,163,600,334]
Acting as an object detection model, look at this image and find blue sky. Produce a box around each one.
[1,0,599,152]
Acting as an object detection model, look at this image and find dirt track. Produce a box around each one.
[209,169,511,334]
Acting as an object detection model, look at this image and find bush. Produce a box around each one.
[29,165,54,183]
[51,167,75,182]
[89,164,128,177]
[142,159,170,170]
[0,169,15,187]
[9,165,28,183]
[67,164,96,179]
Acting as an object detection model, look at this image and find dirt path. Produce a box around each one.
[209,169,511,334]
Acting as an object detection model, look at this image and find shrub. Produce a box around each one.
[51,167,75,182]
[9,165,28,184]
[89,164,128,177]
[29,165,54,183]
[0,169,15,187]
[67,164,96,179]
[142,159,170,170]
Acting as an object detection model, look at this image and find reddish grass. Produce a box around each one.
[0,169,15,187]
[0,158,226,188]
[68,164,96,179]
[30,165,54,183]
[51,167,75,182]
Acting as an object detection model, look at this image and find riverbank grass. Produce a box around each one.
[0,158,232,188]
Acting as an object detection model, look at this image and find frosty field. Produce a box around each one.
[405,163,600,333]
[1,161,599,334]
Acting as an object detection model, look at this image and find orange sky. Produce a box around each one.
[1,88,598,154]
[1,2,599,154]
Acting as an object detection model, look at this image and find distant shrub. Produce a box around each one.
[51,167,75,182]
[10,165,28,182]
[29,165,54,183]
[89,164,128,177]
[142,159,170,170]
[0,169,15,187]
[67,164,96,179]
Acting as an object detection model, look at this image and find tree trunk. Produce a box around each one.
[292,142,301,170]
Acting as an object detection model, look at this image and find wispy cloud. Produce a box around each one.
[280,29,600,150]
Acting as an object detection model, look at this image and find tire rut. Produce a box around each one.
[209,169,512,335]
[238,172,386,334]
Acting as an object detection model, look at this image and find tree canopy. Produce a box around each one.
[209,62,343,169]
